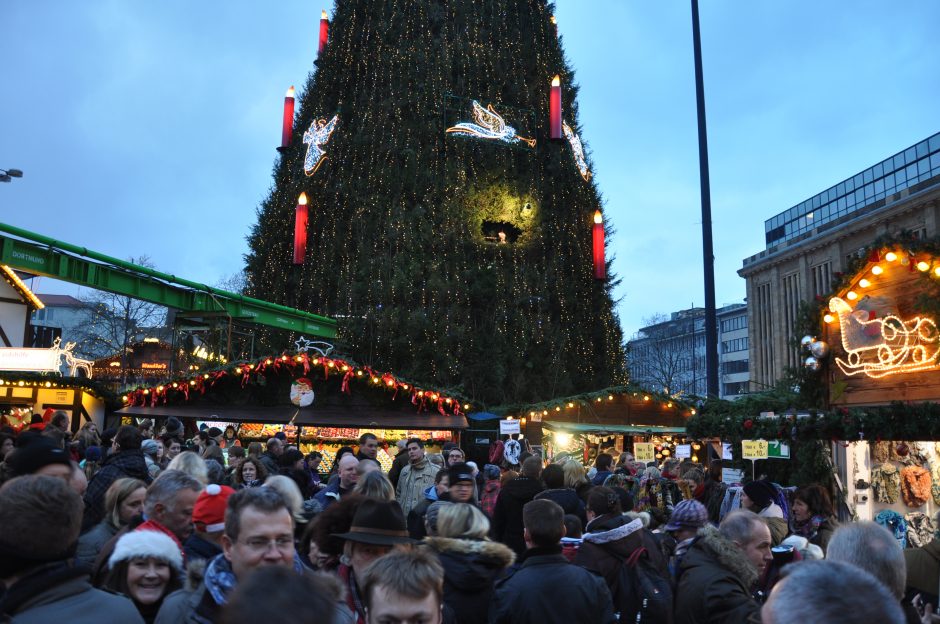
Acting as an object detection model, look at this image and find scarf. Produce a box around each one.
[204,552,305,607]
[791,514,826,540]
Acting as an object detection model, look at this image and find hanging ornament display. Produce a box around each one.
[800,335,815,348]
[302,115,339,176]
[809,340,830,359]
[318,10,329,55]
[293,192,309,265]
[563,122,590,181]
[592,210,606,280]
[549,75,562,139]
[290,377,315,407]
[280,86,295,150]
[446,100,536,148]
[804,356,820,372]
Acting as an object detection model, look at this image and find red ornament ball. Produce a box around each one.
[743,419,753,430]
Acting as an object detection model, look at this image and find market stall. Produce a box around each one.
[502,385,696,464]
[115,348,471,470]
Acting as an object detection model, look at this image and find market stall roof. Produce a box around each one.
[542,420,686,435]
[116,405,467,430]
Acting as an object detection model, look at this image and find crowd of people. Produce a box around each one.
[1,414,940,623]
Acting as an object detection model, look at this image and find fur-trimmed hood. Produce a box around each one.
[423,537,515,593]
[423,536,516,568]
[583,517,643,545]
[681,525,758,588]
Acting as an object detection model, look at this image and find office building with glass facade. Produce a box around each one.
[740,132,940,390]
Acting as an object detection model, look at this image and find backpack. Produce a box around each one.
[616,547,674,624]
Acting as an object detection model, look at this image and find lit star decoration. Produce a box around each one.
[563,122,591,181]
[303,115,339,176]
[446,100,536,148]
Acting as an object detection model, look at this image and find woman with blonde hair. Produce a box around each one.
[424,503,515,624]
[76,421,101,457]
[353,470,395,500]
[264,474,311,540]
[563,459,592,504]
[166,451,208,485]
[76,477,147,568]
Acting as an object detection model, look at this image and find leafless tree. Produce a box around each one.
[73,256,168,383]
[628,313,701,396]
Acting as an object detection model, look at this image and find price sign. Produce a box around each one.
[499,419,520,435]
[634,442,655,463]
[675,444,691,459]
[742,439,769,460]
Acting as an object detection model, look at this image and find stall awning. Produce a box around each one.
[542,420,686,435]
[116,405,467,430]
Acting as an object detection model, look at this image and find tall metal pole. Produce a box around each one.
[691,0,719,398]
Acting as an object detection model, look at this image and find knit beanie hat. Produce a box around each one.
[164,417,183,438]
[84,445,103,462]
[6,439,71,476]
[141,439,160,458]
[109,530,183,570]
[192,484,235,533]
[483,464,501,481]
[743,480,776,509]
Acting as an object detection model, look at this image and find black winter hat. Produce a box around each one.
[743,480,776,510]
[447,462,475,485]
[7,439,71,476]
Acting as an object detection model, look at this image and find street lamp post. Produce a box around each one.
[690,0,719,398]
[0,169,23,183]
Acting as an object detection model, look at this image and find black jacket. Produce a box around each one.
[491,477,545,555]
[424,537,515,624]
[183,535,223,565]
[82,449,151,531]
[534,488,587,526]
[573,514,668,610]
[673,526,762,624]
[489,546,615,624]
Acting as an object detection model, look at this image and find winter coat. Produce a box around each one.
[0,562,143,624]
[314,479,348,511]
[592,470,613,486]
[183,534,223,566]
[573,514,669,608]
[480,481,501,518]
[905,539,940,606]
[387,449,410,488]
[258,451,279,477]
[812,517,838,553]
[673,525,761,624]
[490,477,545,555]
[75,520,119,569]
[424,537,515,624]
[82,450,152,531]
[397,458,439,516]
[156,555,354,624]
[489,546,615,624]
[534,488,587,526]
[757,503,789,546]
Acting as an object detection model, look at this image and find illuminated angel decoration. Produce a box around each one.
[563,121,591,181]
[302,115,339,176]
[446,100,536,148]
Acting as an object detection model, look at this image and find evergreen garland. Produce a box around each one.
[244,0,626,407]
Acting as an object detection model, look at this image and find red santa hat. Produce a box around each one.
[192,483,235,533]
[109,530,183,570]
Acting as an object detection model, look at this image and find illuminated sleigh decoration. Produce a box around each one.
[829,296,940,378]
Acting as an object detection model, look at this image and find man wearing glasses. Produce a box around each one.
[156,487,304,623]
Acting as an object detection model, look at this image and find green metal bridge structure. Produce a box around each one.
[0,222,336,362]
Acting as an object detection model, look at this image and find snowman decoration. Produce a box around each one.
[290,378,315,407]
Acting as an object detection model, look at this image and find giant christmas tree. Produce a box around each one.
[245,0,626,405]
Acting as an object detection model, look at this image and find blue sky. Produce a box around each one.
[1,1,938,339]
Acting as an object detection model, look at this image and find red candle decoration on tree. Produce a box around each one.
[592,210,606,280]
[319,10,329,55]
[280,86,295,150]
[293,192,309,265]
[549,75,562,140]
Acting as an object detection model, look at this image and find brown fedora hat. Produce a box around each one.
[332,499,415,546]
